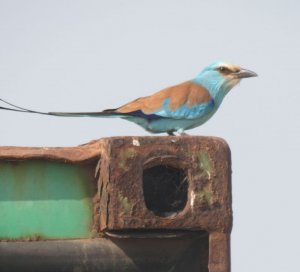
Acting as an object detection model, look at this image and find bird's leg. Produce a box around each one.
[173,129,190,136]
[167,131,175,136]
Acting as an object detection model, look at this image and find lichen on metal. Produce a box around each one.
[118,148,137,171]
[197,151,214,179]
[118,191,132,215]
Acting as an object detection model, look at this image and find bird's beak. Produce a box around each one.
[235,68,258,79]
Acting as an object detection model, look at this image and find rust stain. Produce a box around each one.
[0,233,45,242]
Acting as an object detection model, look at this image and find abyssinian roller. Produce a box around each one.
[0,62,257,135]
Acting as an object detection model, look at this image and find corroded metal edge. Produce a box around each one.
[0,139,103,163]
[0,136,229,163]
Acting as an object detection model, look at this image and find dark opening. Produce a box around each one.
[143,165,188,217]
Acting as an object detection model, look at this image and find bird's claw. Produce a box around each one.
[167,129,189,136]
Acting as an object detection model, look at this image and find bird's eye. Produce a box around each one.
[217,66,231,74]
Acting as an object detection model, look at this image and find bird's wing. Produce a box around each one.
[115,81,214,120]
[0,82,214,120]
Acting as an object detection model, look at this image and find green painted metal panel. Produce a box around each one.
[0,160,96,240]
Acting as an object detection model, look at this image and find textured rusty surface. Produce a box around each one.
[0,136,232,272]
[98,136,232,234]
[0,139,102,163]
[209,232,231,272]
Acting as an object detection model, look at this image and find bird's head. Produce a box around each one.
[193,62,257,101]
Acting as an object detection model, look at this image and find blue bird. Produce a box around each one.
[0,62,257,135]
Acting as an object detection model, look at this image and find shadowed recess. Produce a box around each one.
[0,231,208,272]
[143,165,188,217]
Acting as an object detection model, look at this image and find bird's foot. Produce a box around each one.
[176,132,189,136]
[167,129,189,136]
[169,129,189,136]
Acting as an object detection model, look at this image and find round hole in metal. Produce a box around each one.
[143,165,188,217]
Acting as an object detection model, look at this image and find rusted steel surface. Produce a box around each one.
[0,136,232,272]
[0,232,208,272]
[98,136,232,233]
[209,232,231,272]
[0,139,102,163]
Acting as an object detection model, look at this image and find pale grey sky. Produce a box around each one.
[0,0,299,271]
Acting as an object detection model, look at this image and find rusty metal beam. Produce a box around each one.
[0,232,208,272]
[0,136,232,272]
[0,139,102,163]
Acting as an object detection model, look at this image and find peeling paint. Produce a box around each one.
[132,139,140,146]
